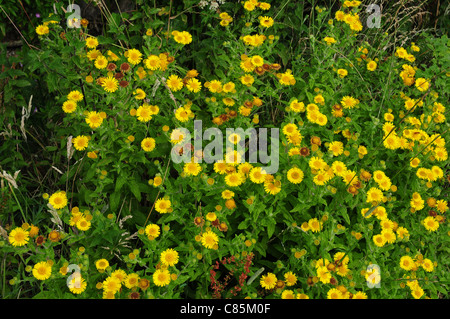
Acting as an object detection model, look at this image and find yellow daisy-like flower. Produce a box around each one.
[35,24,50,36]
[287,167,304,184]
[68,275,87,294]
[399,255,414,271]
[48,191,68,210]
[72,135,89,151]
[76,217,91,231]
[153,269,171,287]
[166,74,184,92]
[141,137,156,152]
[101,76,119,93]
[144,224,160,240]
[308,218,322,233]
[278,70,296,85]
[62,100,77,113]
[172,30,192,45]
[32,261,52,280]
[259,16,274,28]
[124,273,140,289]
[85,36,98,49]
[284,271,297,286]
[373,234,386,247]
[136,104,153,122]
[8,227,29,247]
[160,248,179,266]
[175,106,192,122]
[340,96,359,109]
[96,259,109,271]
[201,230,219,249]
[126,49,143,65]
[102,276,122,293]
[133,88,146,100]
[184,161,202,176]
[422,216,439,232]
[415,77,430,92]
[366,187,383,203]
[144,55,161,70]
[337,69,348,78]
[225,172,245,187]
[85,111,104,129]
[186,78,202,93]
[328,141,344,156]
[260,272,277,290]
[250,55,264,67]
[327,288,343,299]
[94,55,108,69]
[240,74,255,86]
[367,60,377,71]
[67,90,84,102]
[155,198,171,214]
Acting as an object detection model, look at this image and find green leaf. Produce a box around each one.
[128,180,142,202]
[115,174,127,192]
[110,191,121,212]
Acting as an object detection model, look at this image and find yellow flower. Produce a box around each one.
[72,135,89,151]
[201,230,219,249]
[35,24,49,36]
[133,88,146,100]
[85,37,98,48]
[136,104,153,122]
[153,269,171,286]
[327,288,343,299]
[101,76,119,93]
[160,248,179,266]
[422,216,439,232]
[399,256,414,271]
[308,218,322,232]
[166,74,184,92]
[32,261,52,280]
[124,273,140,289]
[415,77,430,92]
[62,100,77,113]
[323,36,336,45]
[68,275,87,294]
[126,49,143,65]
[225,172,245,187]
[287,167,304,184]
[184,161,202,176]
[259,16,274,28]
[172,30,192,45]
[94,55,108,69]
[145,224,160,240]
[337,69,348,78]
[278,70,296,85]
[367,60,377,71]
[328,141,344,156]
[76,217,91,231]
[186,78,202,93]
[67,90,84,102]
[48,191,68,210]
[144,55,161,70]
[141,137,156,152]
[260,273,277,290]
[96,259,109,271]
[155,198,171,214]
[85,111,104,129]
[240,74,255,86]
[103,276,122,293]
[8,227,29,247]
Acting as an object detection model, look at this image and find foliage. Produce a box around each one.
[0,0,449,299]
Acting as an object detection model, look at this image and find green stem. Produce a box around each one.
[9,185,27,223]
